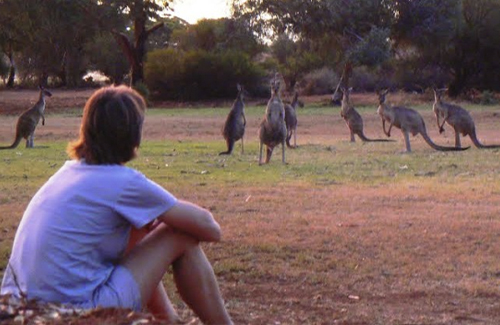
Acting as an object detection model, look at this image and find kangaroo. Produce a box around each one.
[0,86,52,149]
[219,84,247,155]
[284,91,300,148]
[377,90,469,153]
[340,87,393,143]
[433,88,500,149]
[258,77,287,165]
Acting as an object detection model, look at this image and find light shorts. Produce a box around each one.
[77,265,142,311]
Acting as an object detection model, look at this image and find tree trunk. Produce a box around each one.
[113,21,164,87]
[6,52,15,88]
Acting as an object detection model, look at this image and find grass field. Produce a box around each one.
[1,91,500,324]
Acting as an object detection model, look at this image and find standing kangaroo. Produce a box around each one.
[377,90,469,153]
[0,86,52,149]
[258,77,287,165]
[433,88,500,149]
[340,87,393,143]
[284,91,300,148]
[219,84,246,155]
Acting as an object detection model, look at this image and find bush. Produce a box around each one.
[300,67,338,96]
[480,90,498,105]
[133,81,150,105]
[145,49,265,100]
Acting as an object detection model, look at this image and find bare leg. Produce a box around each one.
[147,283,180,322]
[125,227,180,322]
[122,225,232,324]
[241,136,244,154]
[350,130,355,142]
[293,129,297,147]
[173,245,233,325]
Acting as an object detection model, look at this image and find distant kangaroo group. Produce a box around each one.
[219,78,498,162]
[0,81,495,161]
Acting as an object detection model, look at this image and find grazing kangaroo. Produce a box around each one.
[258,77,287,165]
[0,86,52,149]
[284,91,300,148]
[433,88,500,149]
[377,90,469,153]
[219,84,247,155]
[340,87,393,143]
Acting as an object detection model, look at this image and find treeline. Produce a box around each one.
[1,0,500,99]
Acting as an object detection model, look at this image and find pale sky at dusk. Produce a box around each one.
[172,0,232,24]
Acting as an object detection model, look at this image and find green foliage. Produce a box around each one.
[145,49,265,100]
[300,67,337,96]
[270,35,322,91]
[133,81,151,103]
[347,27,391,67]
[479,90,498,105]
[171,18,263,57]
[85,33,129,85]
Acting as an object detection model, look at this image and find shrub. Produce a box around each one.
[145,49,265,100]
[480,90,498,105]
[132,81,150,105]
[144,48,185,100]
[300,67,338,96]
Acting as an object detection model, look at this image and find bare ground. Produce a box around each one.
[1,89,500,324]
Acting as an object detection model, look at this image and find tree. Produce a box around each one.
[171,18,263,57]
[93,0,174,86]
[85,33,130,84]
[0,0,35,87]
[270,35,322,91]
[232,0,394,88]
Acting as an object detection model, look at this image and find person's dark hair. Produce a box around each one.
[67,85,146,165]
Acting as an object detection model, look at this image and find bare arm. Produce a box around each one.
[158,200,221,242]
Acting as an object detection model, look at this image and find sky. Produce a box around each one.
[171,0,232,24]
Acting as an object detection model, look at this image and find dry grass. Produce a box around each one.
[1,90,500,324]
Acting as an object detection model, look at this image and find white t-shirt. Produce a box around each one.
[1,160,177,305]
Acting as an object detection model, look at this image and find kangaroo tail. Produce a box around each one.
[421,131,469,151]
[470,128,500,149]
[0,136,22,150]
[358,131,395,142]
[219,139,235,155]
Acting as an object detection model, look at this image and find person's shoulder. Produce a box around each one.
[63,160,142,178]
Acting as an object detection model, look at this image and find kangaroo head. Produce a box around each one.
[433,88,447,102]
[377,89,389,105]
[236,84,245,101]
[39,85,52,98]
[266,79,284,126]
[332,88,342,103]
[376,89,390,116]
[291,91,302,109]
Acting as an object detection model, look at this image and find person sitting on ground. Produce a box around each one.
[0,85,233,324]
